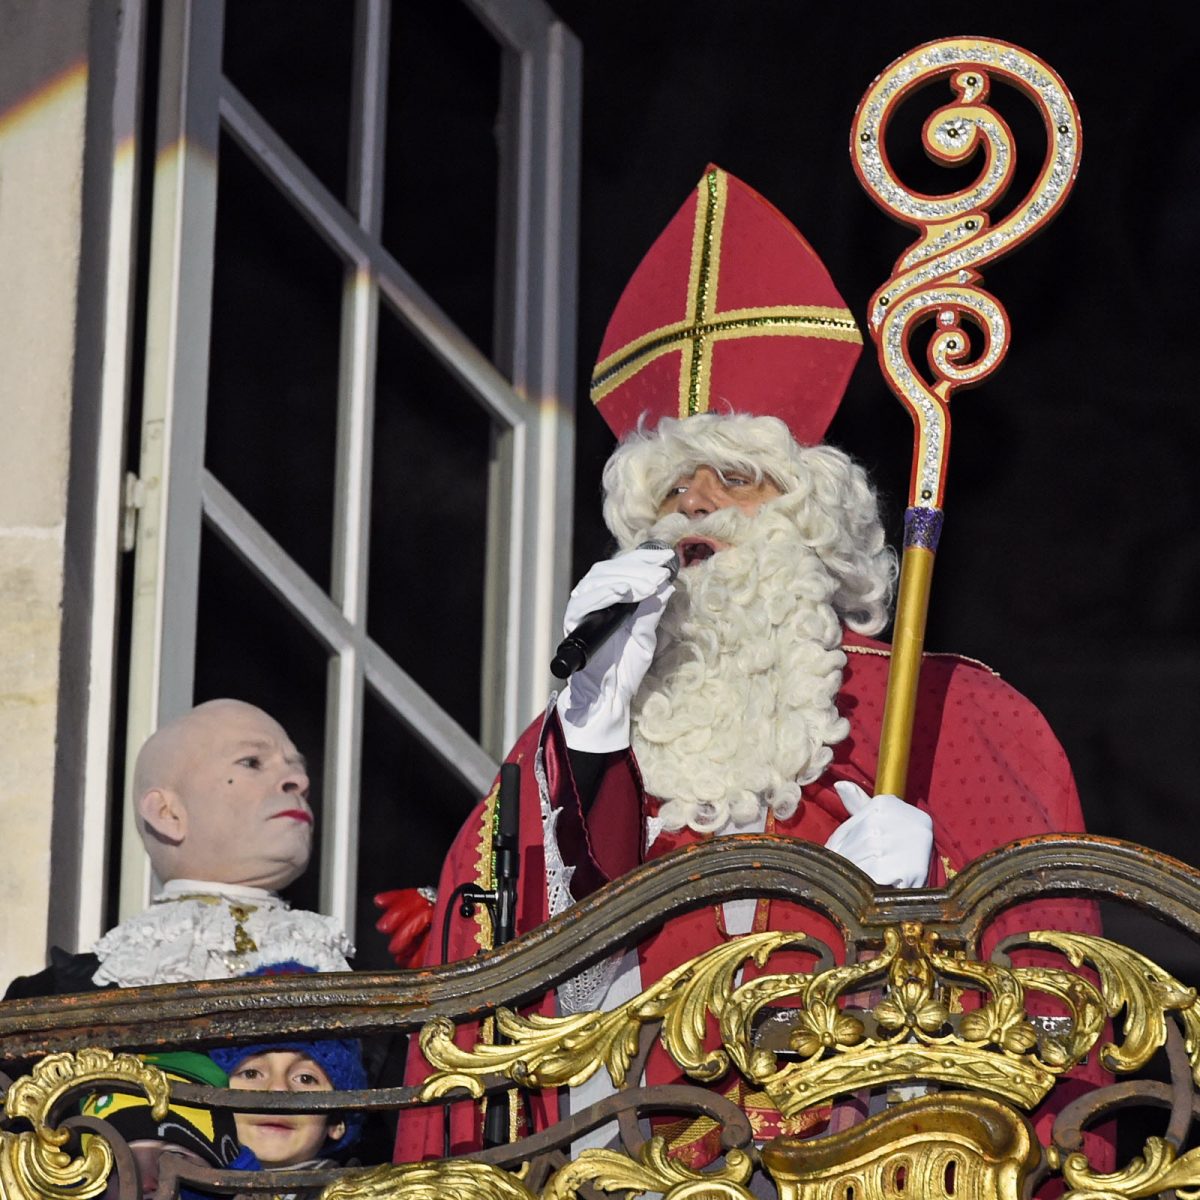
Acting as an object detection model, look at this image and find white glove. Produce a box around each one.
[824,781,933,888]
[555,545,677,752]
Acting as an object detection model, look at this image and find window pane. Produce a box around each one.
[384,4,500,359]
[194,524,330,917]
[354,687,482,972]
[207,133,343,593]
[367,302,490,739]
[222,0,353,204]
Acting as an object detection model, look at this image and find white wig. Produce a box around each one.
[601,412,896,634]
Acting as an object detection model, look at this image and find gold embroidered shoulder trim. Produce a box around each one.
[842,644,890,659]
[473,784,499,953]
[843,643,999,676]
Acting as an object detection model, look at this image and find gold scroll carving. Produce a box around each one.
[0,1049,168,1200]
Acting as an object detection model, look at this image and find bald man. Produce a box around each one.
[132,699,315,894]
[5,700,352,997]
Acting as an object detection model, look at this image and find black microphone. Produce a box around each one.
[550,539,680,679]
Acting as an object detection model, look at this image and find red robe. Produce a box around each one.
[396,630,1105,1167]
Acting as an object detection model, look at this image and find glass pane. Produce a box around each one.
[383,4,500,358]
[222,0,353,204]
[194,524,330,917]
[354,687,482,972]
[207,133,343,593]
[367,302,490,739]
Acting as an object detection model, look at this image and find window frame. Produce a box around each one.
[97,0,580,943]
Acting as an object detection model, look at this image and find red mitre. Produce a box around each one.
[590,165,862,444]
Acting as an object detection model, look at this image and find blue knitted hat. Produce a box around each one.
[210,963,367,1153]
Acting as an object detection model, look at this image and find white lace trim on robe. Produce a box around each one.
[91,878,353,987]
[537,700,623,1015]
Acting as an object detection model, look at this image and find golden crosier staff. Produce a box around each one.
[849,37,1083,798]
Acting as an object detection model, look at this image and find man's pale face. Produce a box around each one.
[228,1051,345,1167]
[172,704,313,890]
[656,465,782,567]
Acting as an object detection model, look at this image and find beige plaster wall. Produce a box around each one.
[0,33,89,979]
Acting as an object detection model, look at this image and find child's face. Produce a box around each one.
[227,1051,345,1167]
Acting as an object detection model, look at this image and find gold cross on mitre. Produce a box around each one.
[590,166,862,443]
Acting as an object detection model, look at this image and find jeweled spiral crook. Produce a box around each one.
[850,38,1082,798]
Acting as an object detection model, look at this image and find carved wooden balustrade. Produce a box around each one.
[4,834,1200,1200]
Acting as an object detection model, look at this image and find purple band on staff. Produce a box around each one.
[903,506,944,551]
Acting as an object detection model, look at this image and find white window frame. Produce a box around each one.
[47,0,151,954]
[106,0,580,942]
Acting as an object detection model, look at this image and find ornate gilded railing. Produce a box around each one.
[5,834,1200,1200]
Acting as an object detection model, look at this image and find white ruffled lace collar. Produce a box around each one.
[91,880,353,987]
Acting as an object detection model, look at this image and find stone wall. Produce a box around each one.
[0,5,90,979]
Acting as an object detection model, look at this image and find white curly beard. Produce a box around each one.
[630,496,850,835]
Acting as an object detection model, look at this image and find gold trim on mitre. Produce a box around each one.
[589,167,861,419]
[591,306,862,407]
